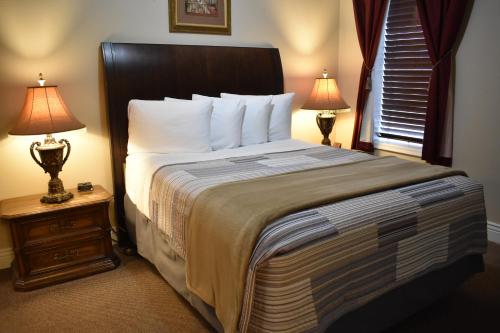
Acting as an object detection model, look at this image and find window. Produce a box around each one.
[373,0,432,156]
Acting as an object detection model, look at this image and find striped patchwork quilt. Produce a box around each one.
[148,146,487,332]
[150,146,375,258]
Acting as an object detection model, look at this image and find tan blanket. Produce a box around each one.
[185,156,465,332]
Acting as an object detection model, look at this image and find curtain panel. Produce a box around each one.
[351,0,388,152]
[416,0,471,166]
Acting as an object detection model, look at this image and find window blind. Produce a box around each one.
[378,0,432,143]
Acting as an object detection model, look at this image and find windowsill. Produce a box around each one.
[373,136,422,157]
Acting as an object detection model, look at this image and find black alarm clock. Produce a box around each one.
[77,182,94,192]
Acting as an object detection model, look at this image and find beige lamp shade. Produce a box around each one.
[302,77,350,113]
[9,86,85,135]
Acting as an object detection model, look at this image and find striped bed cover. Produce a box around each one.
[148,146,487,332]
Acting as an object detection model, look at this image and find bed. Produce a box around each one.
[101,42,487,333]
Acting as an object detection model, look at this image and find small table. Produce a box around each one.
[0,185,120,291]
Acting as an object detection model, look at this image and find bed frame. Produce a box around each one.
[101,42,283,247]
[100,42,483,332]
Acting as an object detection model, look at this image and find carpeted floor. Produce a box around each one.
[1,243,499,333]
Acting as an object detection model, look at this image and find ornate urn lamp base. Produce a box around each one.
[316,112,336,146]
[31,134,74,203]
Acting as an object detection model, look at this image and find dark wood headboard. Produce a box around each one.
[101,42,284,247]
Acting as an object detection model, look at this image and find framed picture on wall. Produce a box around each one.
[169,0,231,35]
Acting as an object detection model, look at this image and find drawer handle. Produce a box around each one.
[53,249,79,261]
[49,220,77,233]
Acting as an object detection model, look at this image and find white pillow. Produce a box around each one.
[128,99,212,154]
[241,100,273,146]
[220,92,295,141]
[192,94,245,150]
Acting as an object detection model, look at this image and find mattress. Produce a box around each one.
[124,140,487,332]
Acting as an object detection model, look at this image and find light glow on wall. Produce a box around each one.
[0,0,85,59]
[263,0,340,144]
[266,0,338,77]
[267,1,334,56]
[291,109,324,144]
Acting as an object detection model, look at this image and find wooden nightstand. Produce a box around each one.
[0,185,120,291]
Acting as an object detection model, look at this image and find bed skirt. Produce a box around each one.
[125,194,224,332]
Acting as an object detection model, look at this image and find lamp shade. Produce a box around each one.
[302,77,350,113]
[9,86,85,135]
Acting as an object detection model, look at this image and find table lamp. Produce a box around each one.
[9,74,85,203]
[302,70,350,146]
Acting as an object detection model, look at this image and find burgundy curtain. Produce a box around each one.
[351,0,388,152]
[416,0,470,166]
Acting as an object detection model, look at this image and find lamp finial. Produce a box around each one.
[38,73,46,87]
[322,69,328,79]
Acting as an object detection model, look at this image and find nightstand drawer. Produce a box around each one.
[20,205,105,247]
[26,238,107,276]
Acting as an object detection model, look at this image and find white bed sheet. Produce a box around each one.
[125,139,318,218]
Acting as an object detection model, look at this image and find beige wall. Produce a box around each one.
[0,0,340,257]
[452,0,500,225]
[336,0,500,224]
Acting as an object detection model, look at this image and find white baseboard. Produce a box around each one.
[0,248,14,270]
[488,221,500,244]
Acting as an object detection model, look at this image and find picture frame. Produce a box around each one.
[169,0,231,35]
